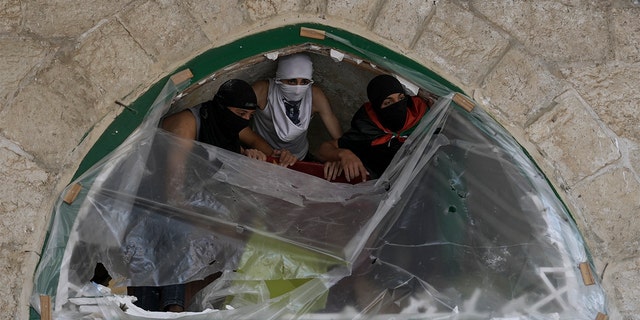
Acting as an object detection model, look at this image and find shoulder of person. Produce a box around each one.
[252,79,269,88]
[311,85,330,111]
[161,109,196,136]
[311,84,325,94]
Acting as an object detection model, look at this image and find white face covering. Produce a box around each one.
[276,81,313,102]
[265,79,313,143]
[260,53,316,143]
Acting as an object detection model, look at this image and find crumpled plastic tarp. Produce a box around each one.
[31,64,607,319]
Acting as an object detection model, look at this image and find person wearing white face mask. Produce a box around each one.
[244,53,343,162]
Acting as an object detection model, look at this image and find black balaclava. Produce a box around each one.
[366,74,408,132]
[199,79,257,152]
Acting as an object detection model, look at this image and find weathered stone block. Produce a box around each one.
[240,0,323,21]
[184,1,247,43]
[560,61,640,144]
[603,258,640,319]
[413,1,510,87]
[0,136,50,252]
[572,167,640,259]
[0,62,103,169]
[371,0,435,48]
[527,89,620,185]
[118,1,209,69]
[612,7,640,62]
[478,47,564,127]
[0,248,31,318]
[326,0,379,26]
[72,19,155,105]
[0,0,21,33]
[22,1,129,37]
[0,36,50,102]
[470,1,609,62]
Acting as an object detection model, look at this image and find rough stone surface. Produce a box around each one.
[527,89,620,186]
[559,61,640,145]
[0,137,52,319]
[22,1,130,38]
[477,47,565,128]
[326,0,380,25]
[0,0,21,33]
[413,1,511,88]
[372,0,435,48]
[0,136,51,252]
[630,142,640,178]
[184,1,248,43]
[0,249,31,319]
[118,1,210,71]
[572,167,640,260]
[0,61,106,170]
[72,19,156,105]
[0,36,51,102]
[603,257,640,320]
[470,1,610,63]
[611,6,640,62]
[241,0,324,21]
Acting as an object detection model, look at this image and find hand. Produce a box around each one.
[337,149,368,182]
[272,149,297,167]
[242,148,267,161]
[323,161,343,181]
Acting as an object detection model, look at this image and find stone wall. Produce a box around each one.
[1,1,638,318]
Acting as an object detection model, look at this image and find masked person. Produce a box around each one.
[245,53,342,161]
[316,74,430,182]
[128,79,266,313]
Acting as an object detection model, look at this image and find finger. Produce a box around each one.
[330,165,339,181]
[283,154,297,167]
[359,166,368,182]
[344,166,354,182]
[324,163,335,180]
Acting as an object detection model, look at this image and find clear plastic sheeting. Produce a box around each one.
[32,73,607,319]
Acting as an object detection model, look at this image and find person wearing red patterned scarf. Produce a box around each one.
[316,74,429,182]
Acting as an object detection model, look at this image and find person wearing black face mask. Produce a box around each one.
[127,79,265,313]
[161,79,268,160]
[316,74,431,182]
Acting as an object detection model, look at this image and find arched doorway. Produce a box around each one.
[31,23,607,319]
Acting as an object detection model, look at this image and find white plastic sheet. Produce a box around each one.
[32,66,607,319]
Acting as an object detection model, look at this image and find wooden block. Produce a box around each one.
[39,295,51,320]
[452,93,475,112]
[300,27,326,40]
[63,183,82,205]
[579,262,595,286]
[595,312,608,320]
[170,69,194,86]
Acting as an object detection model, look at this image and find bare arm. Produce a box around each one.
[311,86,343,139]
[239,126,273,156]
[160,110,197,203]
[161,109,197,140]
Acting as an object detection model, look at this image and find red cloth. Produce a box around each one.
[266,157,360,184]
[363,96,429,146]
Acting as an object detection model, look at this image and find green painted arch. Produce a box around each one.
[72,22,463,180]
